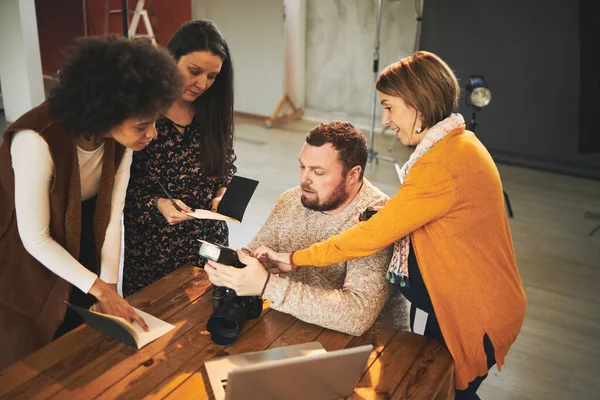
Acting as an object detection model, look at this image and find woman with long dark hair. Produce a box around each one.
[122,20,236,297]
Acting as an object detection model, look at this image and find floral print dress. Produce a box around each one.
[122,117,236,297]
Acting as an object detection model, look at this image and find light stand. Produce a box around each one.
[469,106,480,133]
[465,76,514,218]
[367,0,402,181]
[121,0,129,36]
[414,0,424,52]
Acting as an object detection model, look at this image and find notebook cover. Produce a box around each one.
[66,303,138,349]
[217,176,259,222]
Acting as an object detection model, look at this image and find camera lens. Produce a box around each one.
[208,318,240,346]
[207,300,248,346]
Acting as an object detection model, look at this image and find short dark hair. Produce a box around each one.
[305,121,368,179]
[376,51,460,129]
[48,35,182,138]
[167,19,234,177]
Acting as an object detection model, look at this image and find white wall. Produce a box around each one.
[0,0,45,122]
[283,0,306,108]
[193,0,285,117]
[304,0,417,122]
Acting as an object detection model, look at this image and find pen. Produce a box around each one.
[151,176,195,212]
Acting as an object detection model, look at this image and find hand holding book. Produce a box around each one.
[152,175,258,224]
[67,303,175,349]
[187,176,259,223]
[88,278,149,331]
[210,186,227,212]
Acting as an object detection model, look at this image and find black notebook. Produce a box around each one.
[187,175,259,223]
[66,303,175,349]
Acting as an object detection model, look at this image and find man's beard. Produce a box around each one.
[301,181,350,212]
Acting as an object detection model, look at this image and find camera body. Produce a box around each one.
[198,241,263,346]
[359,207,378,221]
[198,240,245,268]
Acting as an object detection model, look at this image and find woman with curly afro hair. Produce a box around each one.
[122,20,237,297]
[0,35,182,368]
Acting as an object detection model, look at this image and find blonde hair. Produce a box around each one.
[376,51,460,129]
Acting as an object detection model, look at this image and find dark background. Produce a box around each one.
[421,0,600,180]
[35,0,191,76]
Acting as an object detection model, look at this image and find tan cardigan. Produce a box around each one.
[0,102,125,368]
[293,126,526,389]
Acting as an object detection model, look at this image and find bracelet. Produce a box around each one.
[289,251,298,272]
[260,273,271,298]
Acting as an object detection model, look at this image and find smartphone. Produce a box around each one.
[198,240,246,268]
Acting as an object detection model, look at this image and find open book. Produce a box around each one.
[186,175,259,223]
[66,302,175,349]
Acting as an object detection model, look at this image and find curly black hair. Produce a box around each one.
[48,35,182,137]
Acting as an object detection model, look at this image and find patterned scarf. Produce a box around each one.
[386,113,465,286]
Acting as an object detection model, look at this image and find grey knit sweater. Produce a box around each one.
[248,179,408,336]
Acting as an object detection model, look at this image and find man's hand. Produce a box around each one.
[251,246,294,273]
[157,198,194,225]
[204,250,269,296]
[88,278,149,331]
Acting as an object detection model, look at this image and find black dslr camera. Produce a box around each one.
[198,240,263,346]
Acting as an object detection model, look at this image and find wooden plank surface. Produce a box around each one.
[50,289,215,400]
[349,330,429,400]
[0,266,209,400]
[140,309,273,399]
[0,265,455,400]
[346,319,400,378]
[163,305,300,399]
[94,304,286,400]
[391,338,455,400]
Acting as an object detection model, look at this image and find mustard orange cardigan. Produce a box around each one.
[293,126,526,390]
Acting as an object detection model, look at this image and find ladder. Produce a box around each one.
[105,0,156,45]
[128,0,156,45]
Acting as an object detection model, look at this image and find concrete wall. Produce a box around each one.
[304,0,418,122]
[0,0,45,122]
[193,0,285,117]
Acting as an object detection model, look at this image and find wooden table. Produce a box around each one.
[0,266,454,399]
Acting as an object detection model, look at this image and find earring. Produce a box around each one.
[416,127,423,134]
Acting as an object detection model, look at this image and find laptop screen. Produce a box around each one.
[205,342,373,400]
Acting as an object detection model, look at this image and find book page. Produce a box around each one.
[84,306,175,349]
[186,209,240,223]
[86,309,135,333]
[129,308,176,348]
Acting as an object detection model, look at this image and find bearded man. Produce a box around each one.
[205,121,407,335]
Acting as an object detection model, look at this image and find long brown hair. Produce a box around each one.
[167,20,234,177]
